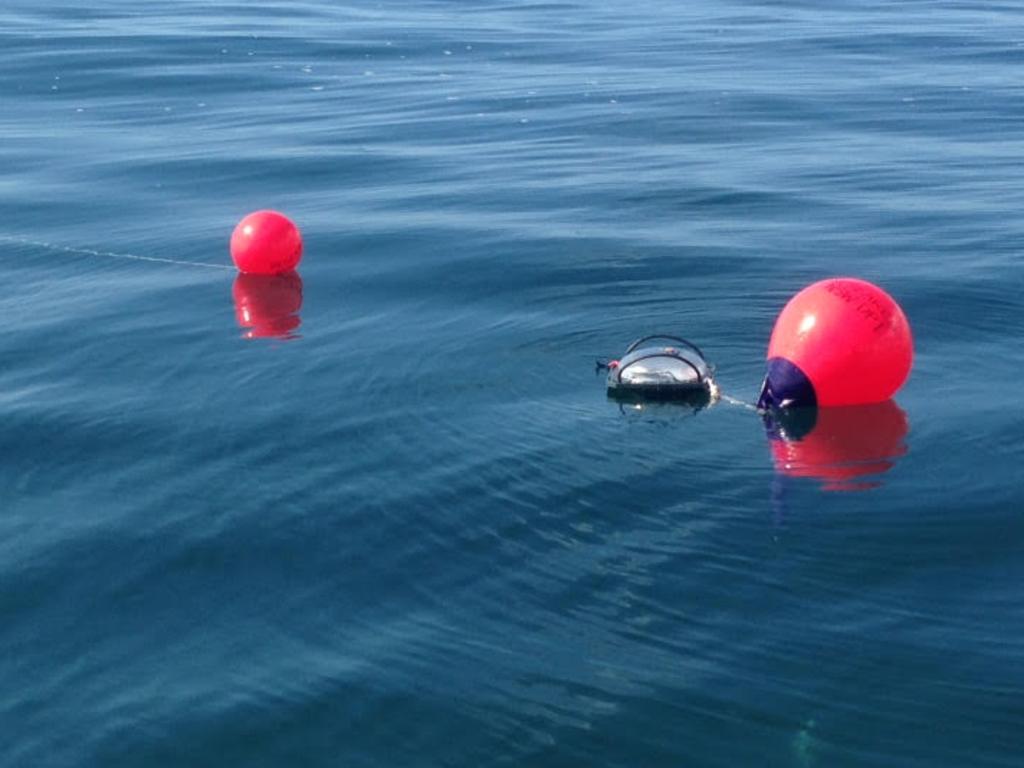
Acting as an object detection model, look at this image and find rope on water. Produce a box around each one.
[708,376,761,412]
[0,234,234,271]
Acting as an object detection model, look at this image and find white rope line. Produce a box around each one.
[708,377,761,412]
[719,392,760,412]
[0,234,234,271]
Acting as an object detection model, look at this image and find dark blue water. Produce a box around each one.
[2,2,1022,766]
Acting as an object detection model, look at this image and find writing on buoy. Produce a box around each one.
[757,278,912,409]
[230,210,302,274]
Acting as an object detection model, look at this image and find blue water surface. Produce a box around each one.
[1,1,1022,766]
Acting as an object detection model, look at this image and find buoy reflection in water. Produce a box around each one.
[764,400,909,492]
[232,271,303,340]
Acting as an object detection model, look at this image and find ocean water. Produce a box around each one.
[1,1,1022,766]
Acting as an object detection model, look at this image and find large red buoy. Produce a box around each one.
[232,272,303,339]
[757,278,913,409]
[230,210,302,274]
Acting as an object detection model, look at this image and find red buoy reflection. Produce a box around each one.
[765,400,909,491]
[232,271,303,339]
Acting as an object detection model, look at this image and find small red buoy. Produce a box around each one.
[230,210,302,274]
[757,278,913,409]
